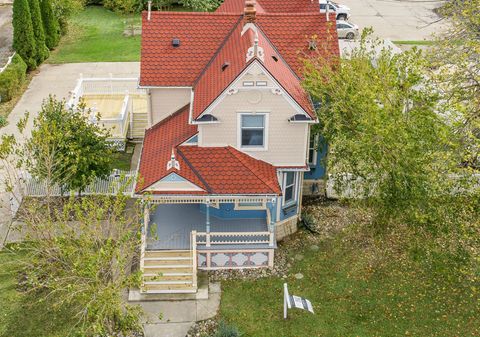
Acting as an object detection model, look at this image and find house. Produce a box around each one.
[135,0,339,293]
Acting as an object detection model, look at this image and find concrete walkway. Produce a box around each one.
[137,283,222,337]
[0,62,140,248]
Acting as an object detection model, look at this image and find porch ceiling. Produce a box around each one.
[146,204,268,250]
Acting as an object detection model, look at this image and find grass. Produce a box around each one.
[219,213,480,336]
[112,145,134,171]
[0,249,75,337]
[47,7,142,63]
[393,40,437,46]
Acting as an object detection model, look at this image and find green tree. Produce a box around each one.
[303,35,463,226]
[428,0,480,169]
[178,0,220,11]
[51,0,85,35]
[28,0,49,63]
[12,0,37,70]
[26,96,114,193]
[40,0,60,49]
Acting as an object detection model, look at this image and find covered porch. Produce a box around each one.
[146,203,275,251]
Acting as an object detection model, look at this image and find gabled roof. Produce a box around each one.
[140,12,241,87]
[140,11,339,87]
[216,0,266,13]
[137,104,282,195]
[191,22,315,119]
[216,0,319,13]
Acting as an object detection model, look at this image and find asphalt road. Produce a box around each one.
[339,0,447,41]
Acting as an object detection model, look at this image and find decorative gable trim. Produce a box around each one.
[146,173,205,192]
[194,60,312,122]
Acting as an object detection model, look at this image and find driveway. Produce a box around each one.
[0,4,13,66]
[0,62,140,248]
[340,0,447,41]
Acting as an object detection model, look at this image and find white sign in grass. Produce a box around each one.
[283,283,314,319]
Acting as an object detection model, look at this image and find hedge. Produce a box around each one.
[0,54,28,103]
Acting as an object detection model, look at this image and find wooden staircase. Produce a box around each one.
[142,250,197,294]
[130,112,149,139]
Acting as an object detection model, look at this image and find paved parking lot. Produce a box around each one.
[339,0,447,40]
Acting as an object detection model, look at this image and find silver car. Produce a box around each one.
[336,20,359,40]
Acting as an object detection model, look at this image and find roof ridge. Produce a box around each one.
[176,147,213,193]
[226,146,280,194]
[192,16,243,86]
[144,11,241,17]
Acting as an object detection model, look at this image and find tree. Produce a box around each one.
[28,0,49,63]
[51,0,85,35]
[428,0,480,169]
[40,0,60,49]
[12,0,37,70]
[302,35,464,226]
[178,0,221,11]
[26,96,114,193]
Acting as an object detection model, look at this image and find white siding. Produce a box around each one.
[198,88,309,167]
[150,88,191,125]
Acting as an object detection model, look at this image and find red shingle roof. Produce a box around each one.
[140,12,241,87]
[216,0,319,13]
[191,22,315,119]
[137,105,281,195]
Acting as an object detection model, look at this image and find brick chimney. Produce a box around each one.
[244,0,257,23]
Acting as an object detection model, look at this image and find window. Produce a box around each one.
[308,135,318,166]
[243,81,254,87]
[234,200,266,210]
[283,172,297,206]
[256,81,268,87]
[240,114,266,149]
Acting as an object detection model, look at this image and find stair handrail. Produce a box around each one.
[191,230,197,289]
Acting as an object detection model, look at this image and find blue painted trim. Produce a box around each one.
[160,173,188,182]
[199,203,266,219]
[304,136,327,180]
[278,171,301,221]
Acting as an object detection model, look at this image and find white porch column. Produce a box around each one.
[269,198,275,247]
[206,199,211,247]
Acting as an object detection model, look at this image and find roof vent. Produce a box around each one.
[272,55,278,62]
[172,38,180,47]
[309,40,317,51]
[221,62,230,72]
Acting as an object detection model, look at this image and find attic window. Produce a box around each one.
[172,38,180,47]
[243,81,254,87]
[221,62,230,72]
[256,81,267,86]
[272,55,279,62]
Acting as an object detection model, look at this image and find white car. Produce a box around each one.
[320,1,351,21]
[336,20,359,40]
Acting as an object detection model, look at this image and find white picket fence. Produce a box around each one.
[21,170,137,197]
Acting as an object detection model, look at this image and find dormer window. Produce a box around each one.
[238,113,268,150]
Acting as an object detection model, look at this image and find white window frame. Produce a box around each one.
[243,81,255,87]
[308,134,319,166]
[256,81,268,87]
[282,172,298,207]
[234,200,266,210]
[237,112,269,151]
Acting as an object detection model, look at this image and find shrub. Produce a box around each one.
[41,0,60,49]
[28,0,49,63]
[214,321,242,337]
[0,116,7,128]
[0,54,28,103]
[12,0,37,70]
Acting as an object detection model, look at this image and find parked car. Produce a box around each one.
[320,1,351,21]
[336,20,359,40]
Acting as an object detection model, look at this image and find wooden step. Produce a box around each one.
[143,259,191,267]
[142,283,196,292]
[144,274,193,282]
[143,267,192,274]
[145,250,191,258]
[144,280,193,285]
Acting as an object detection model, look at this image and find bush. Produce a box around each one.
[214,321,242,337]
[0,54,28,103]
[12,0,37,70]
[41,0,60,49]
[28,0,49,63]
[0,116,7,128]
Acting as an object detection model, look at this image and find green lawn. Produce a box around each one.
[0,250,74,337]
[219,221,480,336]
[393,40,437,46]
[47,7,142,63]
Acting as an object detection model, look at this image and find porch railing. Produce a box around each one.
[196,231,271,246]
